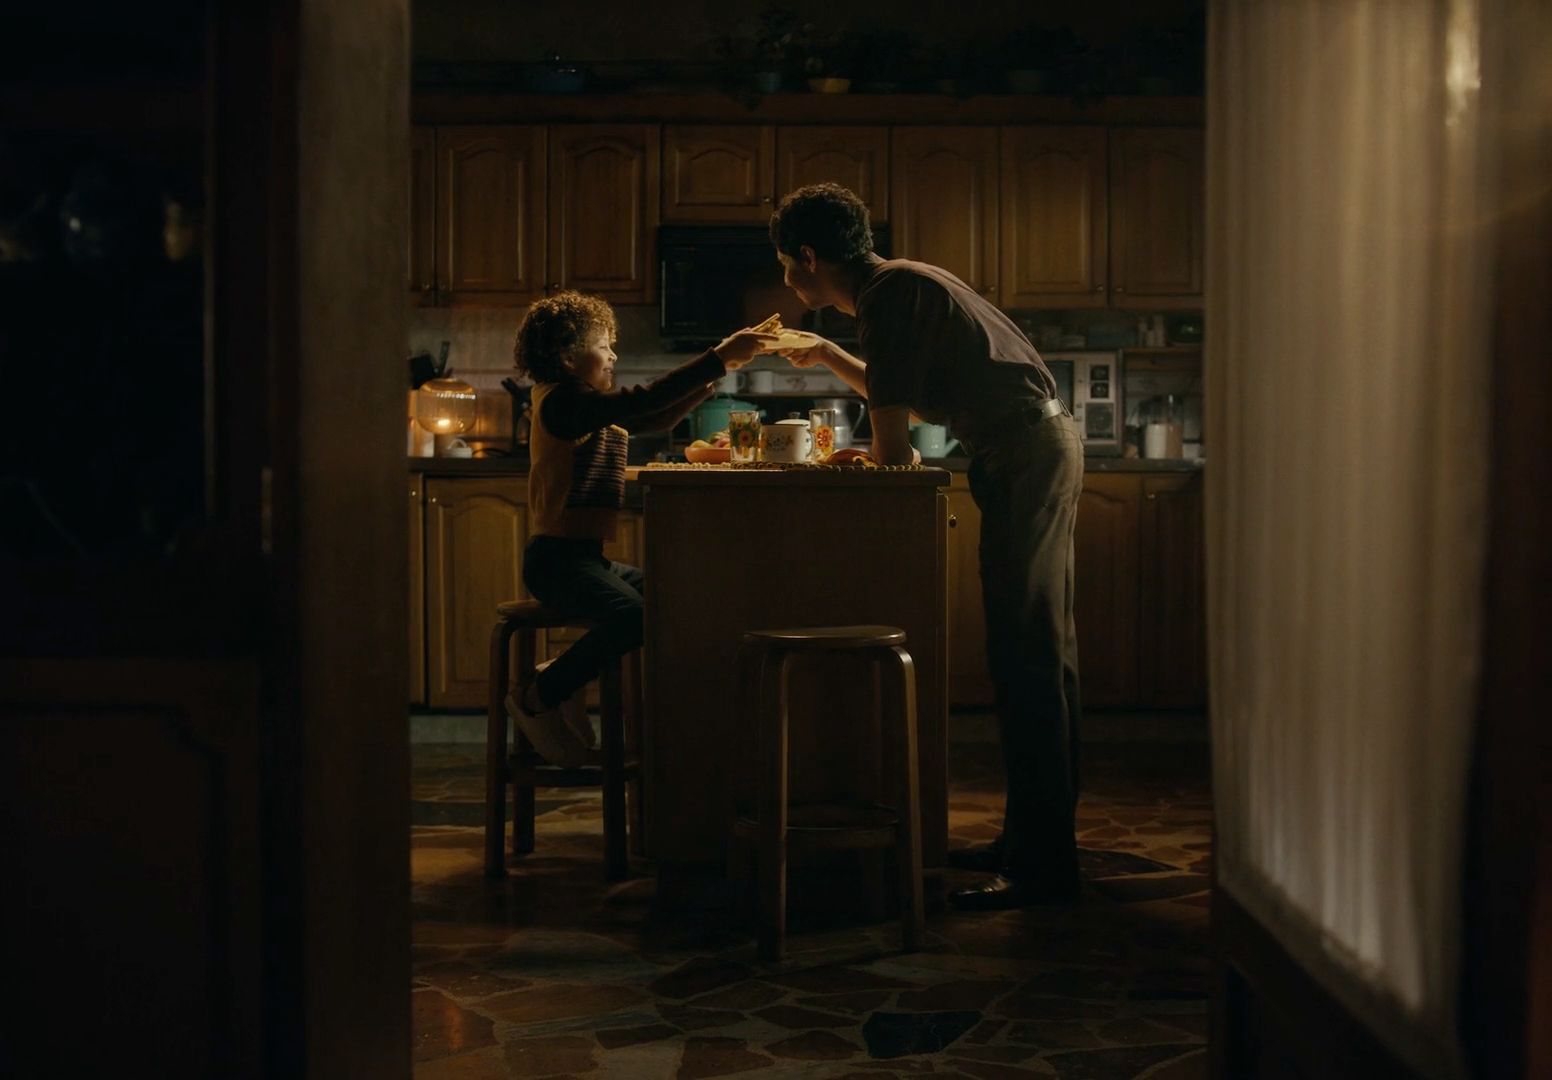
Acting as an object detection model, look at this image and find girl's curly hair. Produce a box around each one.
[513,290,618,382]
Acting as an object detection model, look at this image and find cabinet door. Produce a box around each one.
[550,124,660,302]
[409,477,426,705]
[778,126,890,221]
[1000,126,1108,309]
[891,127,999,299]
[1109,127,1204,307]
[945,475,994,707]
[435,126,547,305]
[1074,474,1140,707]
[1138,473,1206,707]
[409,126,436,302]
[662,125,774,223]
[425,478,530,709]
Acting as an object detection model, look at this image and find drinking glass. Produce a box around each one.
[728,409,761,463]
[808,408,836,462]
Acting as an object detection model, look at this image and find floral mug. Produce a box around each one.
[761,419,813,463]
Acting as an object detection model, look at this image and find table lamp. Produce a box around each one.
[415,377,477,456]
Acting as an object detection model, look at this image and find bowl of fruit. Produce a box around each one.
[684,432,732,463]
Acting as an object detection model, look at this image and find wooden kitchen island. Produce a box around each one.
[638,464,953,908]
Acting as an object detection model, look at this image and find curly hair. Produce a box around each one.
[768,183,874,264]
[513,291,618,383]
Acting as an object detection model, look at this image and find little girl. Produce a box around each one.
[511,291,774,763]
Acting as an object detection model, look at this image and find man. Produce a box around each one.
[769,183,1084,909]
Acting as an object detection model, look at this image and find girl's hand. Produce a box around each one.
[714,327,782,368]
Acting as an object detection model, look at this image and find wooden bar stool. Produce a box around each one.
[485,600,642,882]
[731,625,925,962]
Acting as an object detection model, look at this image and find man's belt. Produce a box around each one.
[960,398,1067,456]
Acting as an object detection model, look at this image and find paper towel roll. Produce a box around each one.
[1144,422,1184,459]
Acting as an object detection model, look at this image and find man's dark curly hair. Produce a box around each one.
[513,290,617,383]
[768,183,874,264]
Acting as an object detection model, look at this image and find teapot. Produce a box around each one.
[811,397,865,450]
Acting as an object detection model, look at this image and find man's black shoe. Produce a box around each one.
[945,839,1004,873]
[947,873,1080,911]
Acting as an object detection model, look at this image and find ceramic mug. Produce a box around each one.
[761,419,812,463]
[780,372,806,392]
[746,370,775,394]
[716,371,746,394]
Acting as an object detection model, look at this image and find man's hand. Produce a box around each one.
[713,327,782,369]
[774,336,840,369]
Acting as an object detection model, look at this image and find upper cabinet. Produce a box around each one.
[409,127,436,301]
[549,124,660,303]
[662,125,775,223]
[891,127,998,298]
[777,127,890,222]
[1000,126,1109,309]
[1109,127,1204,307]
[435,126,548,306]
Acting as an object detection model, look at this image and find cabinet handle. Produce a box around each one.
[1094,285,1105,293]
[546,282,560,292]
[1146,492,1157,500]
[761,195,772,204]
[979,285,997,295]
[1114,286,1126,294]
[429,496,438,504]
[948,514,958,528]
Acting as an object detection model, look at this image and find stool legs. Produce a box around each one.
[600,657,628,882]
[885,645,925,952]
[756,650,792,962]
[512,626,538,858]
[486,619,516,879]
[625,650,646,858]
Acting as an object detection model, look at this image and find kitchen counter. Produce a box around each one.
[410,455,1203,475]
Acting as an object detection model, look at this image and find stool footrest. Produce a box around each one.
[733,802,900,851]
[510,755,640,789]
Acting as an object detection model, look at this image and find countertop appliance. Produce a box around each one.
[1042,351,1122,455]
[659,225,890,349]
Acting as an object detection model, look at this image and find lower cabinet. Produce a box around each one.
[945,470,1206,710]
[410,472,646,710]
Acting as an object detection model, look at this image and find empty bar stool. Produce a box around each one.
[485,600,642,882]
[731,625,924,962]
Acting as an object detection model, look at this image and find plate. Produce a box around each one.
[684,445,731,463]
[765,330,822,351]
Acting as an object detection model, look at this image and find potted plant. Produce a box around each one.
[714,6,809,94]
[801,28,853,93]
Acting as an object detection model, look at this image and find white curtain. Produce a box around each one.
[1206,1,1493,1075]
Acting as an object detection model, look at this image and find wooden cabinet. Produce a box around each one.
[1000,126,1109,309]
[1109,127,1204,307]
[1138,473,1207,705]
[778,126,890,221]
[1074,474,1143,708]
[891,127,999,299]
[424,477,531,709]
[662,125,775,223]
[435,125,547,305]
[549,124,660,302]
[944,469,1204,711]
[409,477,426,704]
[409,126,436,301]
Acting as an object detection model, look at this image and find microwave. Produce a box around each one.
[659,225,891,349]
[1042,351,1122,454]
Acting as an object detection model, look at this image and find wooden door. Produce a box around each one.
[662,125,775,223]
[1000,126,1108,309]
[1074,474,1140,707]
[1138,473,1207,707]
[409,126,436,302]
[549,124,660,303]
[945,475,994,707]
[409,476,426,705]
[1109,127,1204,307]
[778,126,890,221]
[435,125,547,305]
[426,478,530,708]
[891,127,999,298]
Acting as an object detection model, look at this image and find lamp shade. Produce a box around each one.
[414,378,477,435]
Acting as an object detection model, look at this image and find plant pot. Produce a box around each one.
[750,71,783,94]
[807,77,852,94]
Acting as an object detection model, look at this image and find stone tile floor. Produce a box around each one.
[412,723,1213,1079]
